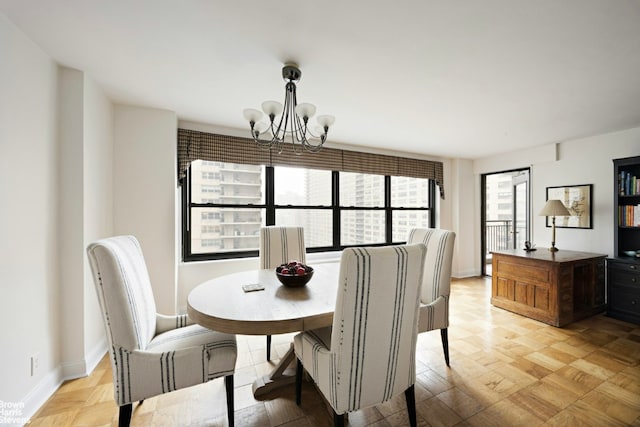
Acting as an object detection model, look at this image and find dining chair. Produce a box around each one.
[406,228,456,366]
[294,244,427,427]
[87,235,237,427]
[259,225,306,361]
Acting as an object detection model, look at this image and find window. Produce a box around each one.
[186,160,264,256]
[339,172,385,245]
[274,166,333,248]
[183,161,437,261]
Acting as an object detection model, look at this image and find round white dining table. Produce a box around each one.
[187,262,341,397]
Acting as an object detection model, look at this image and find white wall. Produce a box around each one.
[58,67,85,375]
[531,129,640,256]
[448,159,477,277]
[82,72,114,369]
[58,66,114,378]
[114,105,178,314]
[473,128,640,265]
[0,12,62,420]
[1,15,114,420]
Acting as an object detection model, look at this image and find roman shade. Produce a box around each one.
[177,128,445,198]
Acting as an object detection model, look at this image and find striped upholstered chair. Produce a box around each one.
[87,236,237,427]
[259,226,306,360]
[407,228,456,366]
[294,244,427,427]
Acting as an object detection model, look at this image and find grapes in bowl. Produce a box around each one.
[275,260,314,287]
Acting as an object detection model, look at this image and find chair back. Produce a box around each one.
[87,236,157,351]
[330,244,426,413]
[407,228,456,305]
[259,226,306,269]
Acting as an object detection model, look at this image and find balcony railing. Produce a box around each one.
[486,219,512,254]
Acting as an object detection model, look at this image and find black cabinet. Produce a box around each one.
[608,156,640,324]
[607,258,640,324]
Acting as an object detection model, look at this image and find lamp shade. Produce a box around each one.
[539,199,570,216]
[295,103,316,119]
[316,115,335,128]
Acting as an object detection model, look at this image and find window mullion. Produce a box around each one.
[182,167,192,260]
[429,179,436,227]
[385,175,392,244]
[333,171,340,249]
[266,166,275,226]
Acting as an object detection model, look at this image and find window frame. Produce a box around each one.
[182,165,436,261]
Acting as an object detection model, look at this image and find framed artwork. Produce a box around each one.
[545,184,593,229]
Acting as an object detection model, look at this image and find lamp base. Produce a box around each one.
[548,246,559,252]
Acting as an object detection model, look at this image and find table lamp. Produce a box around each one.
[539,199,571,252]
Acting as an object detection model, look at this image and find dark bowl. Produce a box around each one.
[275,267,314,287]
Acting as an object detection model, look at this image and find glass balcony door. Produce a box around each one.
[481,168,531,276]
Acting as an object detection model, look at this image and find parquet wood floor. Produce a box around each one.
[30,277,640,426]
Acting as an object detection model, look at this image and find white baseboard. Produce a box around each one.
[61,338,108,380]
[20,366,64,425]
[84,337,108,377]
[19,339,108,425]
[453,268,481,278]
[60,359,87,380]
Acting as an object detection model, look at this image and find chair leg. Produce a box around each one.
[295,358,303,405]
[405,385,417,427]
[440,328,450,367]
[118,403,132,427]
[266,335,272,361]
[333,410,344,427]
[225,375,234,427]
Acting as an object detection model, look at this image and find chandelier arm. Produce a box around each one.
[292,117,307,155]
[291,101,306,143]
[254,126,279,148]
[291,88,313,146]
[304,125,321,139]
[272,86,289,143]
[283,94,293,144]
[249,123,266,147]
[287,85,306,155]
[302,123,326,151]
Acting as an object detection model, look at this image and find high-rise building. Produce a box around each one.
[190,160,263,253]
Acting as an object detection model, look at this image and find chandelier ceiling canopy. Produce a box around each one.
[243,63,334,153]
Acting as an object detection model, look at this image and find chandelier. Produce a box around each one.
[242,63,335,153]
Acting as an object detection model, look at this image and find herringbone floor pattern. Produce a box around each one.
[30,277,640,426]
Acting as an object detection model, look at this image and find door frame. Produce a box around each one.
[511,170,531,249]
[481,167,531,276]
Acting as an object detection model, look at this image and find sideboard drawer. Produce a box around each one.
[608,284,640,317]
[609,269,640,287]
[608,260,640,273]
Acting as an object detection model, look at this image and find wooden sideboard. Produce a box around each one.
[491,249,606,327]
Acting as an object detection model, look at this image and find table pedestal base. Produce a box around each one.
[252,345,297,398]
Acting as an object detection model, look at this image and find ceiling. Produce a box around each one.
[2,0,640,159]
